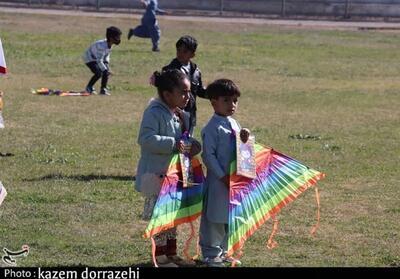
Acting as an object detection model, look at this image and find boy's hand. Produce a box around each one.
[240,128,250,143]
[220,175,230,188]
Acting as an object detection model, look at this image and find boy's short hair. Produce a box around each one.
[106,26,122,40]
[206,79,241,100]
[176,35,198,53]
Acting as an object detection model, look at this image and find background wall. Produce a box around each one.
[2,0,400,18]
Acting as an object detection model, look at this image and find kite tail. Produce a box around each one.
[183,221,198,260]
[266,214,279,249]
[194,237,201,260]
[150,237,159,268]
[230,248,243,268]
[310,186,321,236]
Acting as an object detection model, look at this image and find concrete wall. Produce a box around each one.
[2,0,400,18]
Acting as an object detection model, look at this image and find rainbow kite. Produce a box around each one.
[143,154,204,265]
[227,143,325,261]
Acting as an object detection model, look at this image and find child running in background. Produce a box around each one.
[127,0,167,52]
[135,69,201,267]
[83,26,121,95]
[199,79,250,267]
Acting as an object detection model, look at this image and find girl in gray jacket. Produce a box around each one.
[135,69,201,267]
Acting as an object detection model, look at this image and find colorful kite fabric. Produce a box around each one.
[31,88,91,97]
[143,154,204,239]
[0,38,6,75]
[227,143,325,257]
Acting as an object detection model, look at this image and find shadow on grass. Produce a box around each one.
[0,152,14,157]
[23,173,133,182]
[53,259,206,267]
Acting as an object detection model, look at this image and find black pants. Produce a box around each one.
[86,61,109,90]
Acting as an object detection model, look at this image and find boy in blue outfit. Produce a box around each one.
[127,0,166,52]
[199,79,249,267]
[83,26,121,95]
[162,35,207,135]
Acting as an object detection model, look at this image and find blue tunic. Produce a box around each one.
[201,114,241,223]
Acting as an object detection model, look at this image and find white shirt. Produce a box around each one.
[82,39,111,72]
[181,63,191,76]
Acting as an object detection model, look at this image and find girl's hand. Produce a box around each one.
[189,141,201,157]
[240,128,250,143]
[176,140,185,153]
[174,107,185,121]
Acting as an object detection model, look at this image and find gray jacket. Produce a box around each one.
[135,98,191,193]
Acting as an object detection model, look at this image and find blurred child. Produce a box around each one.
[83,26,121,95]
[128,0,167,52]
[135,69,201,267]
[199,79,249,267]
[162,35,207,135]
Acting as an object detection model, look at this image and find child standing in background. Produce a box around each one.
[162,35,207,135]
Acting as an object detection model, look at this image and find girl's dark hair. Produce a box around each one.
[176,35,198,53]
[206,79,241,100]
[153,69,188,99]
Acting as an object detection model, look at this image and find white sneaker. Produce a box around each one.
[221,254,242,265]
[202,257,225,267]
[100,88,111,96]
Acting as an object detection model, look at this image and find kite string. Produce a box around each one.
[231,247,244,267]
[310,186,320,236]
[266,214,279,249]
[183,221,197,261]
[150,237,159,268]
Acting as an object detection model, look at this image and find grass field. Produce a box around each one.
[0,11,399,267]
